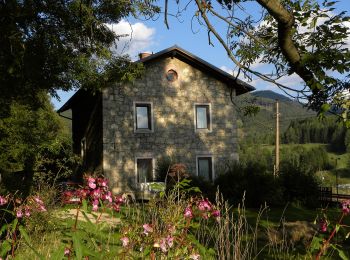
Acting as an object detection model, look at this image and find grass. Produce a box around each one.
[10,200,350,260]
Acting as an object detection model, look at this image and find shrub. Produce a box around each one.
[215,161,284,207]
[280,162,320,208]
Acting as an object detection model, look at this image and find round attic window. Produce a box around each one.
[166,69,178,82]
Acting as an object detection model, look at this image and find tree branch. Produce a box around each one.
[256,0,317,92]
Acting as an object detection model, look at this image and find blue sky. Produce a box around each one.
[52,0,350,109]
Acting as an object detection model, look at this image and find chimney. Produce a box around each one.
[138,52,152,60]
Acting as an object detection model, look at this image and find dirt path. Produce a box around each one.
[56,208,121,226]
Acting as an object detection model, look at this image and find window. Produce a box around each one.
[134,102,153,132]
[166,69,178,82]
[136,158,154,183]
[197,156,214,181]
[195,104,211,131]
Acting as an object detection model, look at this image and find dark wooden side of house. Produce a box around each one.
[70,90,103,174]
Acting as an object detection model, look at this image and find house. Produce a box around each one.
[58,45,254,196]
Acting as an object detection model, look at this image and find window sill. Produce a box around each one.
[195,129,212,133]
[134,129,154,134]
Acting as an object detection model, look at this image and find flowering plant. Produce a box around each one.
[118,179,219,259]
[63,175,124,213]
[0,194,47,259]
[311,200,350,259]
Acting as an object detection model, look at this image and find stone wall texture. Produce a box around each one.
[102,57,238,194]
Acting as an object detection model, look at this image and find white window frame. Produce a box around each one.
[196,155,215,181]
[194,103,212,132]
[133,101,154,133]
[135,157,155,183]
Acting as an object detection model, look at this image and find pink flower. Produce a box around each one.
[34,196,44,205]
[97,178,108,187]
[113,204,120,212]
[184,206,193,218]
[319,219,328,233]
[92,204,99,211]
[341,200,350,215]
[88,182,97,189]
[120,236,129,247]
[87,177,96,183]
[91,188,101,199]
[197,198,212,211]
[16,209,23,218]
[189,253,200,260]
[166,235,174,248]
[115,196,124,204]
[212,210,220,218]
[64,248,70,256]
[38,205,47,212]
[104,191,113,203]
[24,206,31,217]
[160,238,167,252]
[87,177,96,189]
[0,196,8,206]
[92,199,99,211]
[143,224,153,235]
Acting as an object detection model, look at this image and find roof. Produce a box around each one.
[139,45,254,95]
[58,45,254,113]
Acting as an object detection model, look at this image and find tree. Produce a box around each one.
[0,1,159,193]
[164,0,349,124]
[0,0,159,115]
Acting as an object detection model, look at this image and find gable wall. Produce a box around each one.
[102,57,239,194]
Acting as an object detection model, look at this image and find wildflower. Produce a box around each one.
[64,248,70,256]
[120,236,129,247]
[33,196,46,211]
[113,203,120,212]
[197,198,212,211]
[189,253,200,260]
[143,224,153,235]
[115,195,124,204]
[212,210,220,219]
[24,206,31,217]
[88,177,96,189]
[319,218,328,233]
[91,188,101,199]
[38,204,47,212]
[104,191,113,203]
[341,200,350,215]
[184,206,193,218]
[34,196,44,205]
[92,199,99,211]
[160,238,167,252]
[16,209,23,218]
[97,178,108,187]
[166,235,174,248]
[0,196,8,206]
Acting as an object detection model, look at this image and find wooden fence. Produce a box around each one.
[319,187,350,206]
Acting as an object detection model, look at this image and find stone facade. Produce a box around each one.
[102,56,239,194]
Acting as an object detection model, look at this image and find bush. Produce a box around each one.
[215,159,320,208]
[280,163,320,208]
[215,161,284,207]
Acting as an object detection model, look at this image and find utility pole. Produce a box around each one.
[274,100,280,177]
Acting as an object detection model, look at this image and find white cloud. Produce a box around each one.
[220,65,233,75]
[106,19,156,60]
